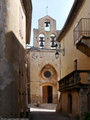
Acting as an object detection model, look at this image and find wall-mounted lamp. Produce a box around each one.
[55,51,59,59]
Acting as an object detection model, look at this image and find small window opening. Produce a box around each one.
[74,59,77,70]
[45,20,50,31]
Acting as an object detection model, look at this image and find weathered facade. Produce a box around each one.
[0,0,32,118]
[27,15,60,105]
[56,0,90,119]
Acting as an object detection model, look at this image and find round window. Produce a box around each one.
[44,71,51,78]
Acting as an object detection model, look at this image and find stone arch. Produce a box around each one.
[40,83,55,87]
[45,19,50,22]
[39,32,45,36]
[50,33,56,36]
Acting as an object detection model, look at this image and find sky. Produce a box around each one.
[30,0,74,46]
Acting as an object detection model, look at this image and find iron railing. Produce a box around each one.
[74,18,90,44]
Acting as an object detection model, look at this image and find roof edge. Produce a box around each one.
[57,0,84,42]
[38,15,56,21]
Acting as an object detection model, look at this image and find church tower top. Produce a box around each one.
[38,15,56,31]
[33,15,60,49]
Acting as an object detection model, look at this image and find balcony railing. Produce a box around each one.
[59,70,90,91]
[74,18,90,44]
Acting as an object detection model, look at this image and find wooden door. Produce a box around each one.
[68,94,72,113]
[43,86,53,103]
[43,86,48,103]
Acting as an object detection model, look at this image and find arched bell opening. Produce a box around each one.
[39,33,45,48]
[44,19,50,31]
[50,34,56,49]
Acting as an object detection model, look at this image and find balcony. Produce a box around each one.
[74,18,90,57]
[59,70,90,92]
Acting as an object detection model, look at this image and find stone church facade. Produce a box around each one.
[27,15,60,104]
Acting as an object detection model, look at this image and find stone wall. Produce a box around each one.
[0,0,32,118]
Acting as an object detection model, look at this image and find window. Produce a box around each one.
[44,71,51,78]
[50,34,56,49]
[74,59,77,70]
[45,20,50,31]
[19,7,23,39]
[39,34,45,48]
[74,22,79,44]
[68,94,72,113]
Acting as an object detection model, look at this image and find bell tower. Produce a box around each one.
[29,15,60,104]
[33,15,59,49]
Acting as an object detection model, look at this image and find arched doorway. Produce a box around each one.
[40,64,58,103]
[43,86,53,103]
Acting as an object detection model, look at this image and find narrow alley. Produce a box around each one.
[0,0,90,119]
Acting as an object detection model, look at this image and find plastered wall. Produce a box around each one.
[60,0,90,79]
[0,0,27,117]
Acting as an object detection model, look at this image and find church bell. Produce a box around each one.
[45,21,50,27]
